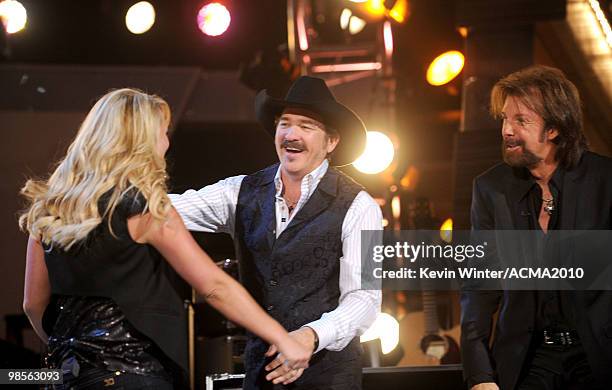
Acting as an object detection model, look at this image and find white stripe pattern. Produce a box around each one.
[169,160,382,353]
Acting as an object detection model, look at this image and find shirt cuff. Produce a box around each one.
[302,317,337,353]
[467,373,496,388]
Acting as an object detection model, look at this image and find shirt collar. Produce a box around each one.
[518,164,564,200]
[274,159,330,197]
[549,166,564,192]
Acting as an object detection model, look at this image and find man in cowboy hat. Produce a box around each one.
[170,76,382,389]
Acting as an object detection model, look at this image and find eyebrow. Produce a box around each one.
[278,116,323,127]
[300,119,322,126]
[500,111,531,119]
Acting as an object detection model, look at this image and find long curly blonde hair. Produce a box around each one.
[19,88,172,250]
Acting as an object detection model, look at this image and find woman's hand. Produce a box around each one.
[273,334,312,371]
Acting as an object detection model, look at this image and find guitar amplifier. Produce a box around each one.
[204,365,465,389]
[205,373,245,390]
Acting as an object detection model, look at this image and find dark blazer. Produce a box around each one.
[461,151,612,390]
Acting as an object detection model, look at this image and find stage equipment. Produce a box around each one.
[204,365,464,389]
[125,1,155,35]
[0,0,26,34]
[349,0,409,24]
[426,50,465,86]
[440,217,452,243]
[361,312,400,355]
[197,3,231,37]
[287,0,400,177]
[353,131,395,174]
[340,8,367,35]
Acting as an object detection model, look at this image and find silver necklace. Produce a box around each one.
[542,197,555,215]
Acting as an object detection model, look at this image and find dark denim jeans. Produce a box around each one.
[516,340,603,390]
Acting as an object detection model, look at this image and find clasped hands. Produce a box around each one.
[265,327,317,385]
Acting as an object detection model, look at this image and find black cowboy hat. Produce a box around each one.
[255,76,367,166]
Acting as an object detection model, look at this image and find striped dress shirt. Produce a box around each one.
[169,159,382,353]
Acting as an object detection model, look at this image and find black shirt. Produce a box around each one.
[522,167,575,331]
[42,190,186,383]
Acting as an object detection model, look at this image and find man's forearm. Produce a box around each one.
[304,290,381,352]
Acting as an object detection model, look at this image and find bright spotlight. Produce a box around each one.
[440,217,453,243]
[389,0,408,23]
[340,8,351,30]
[426,50,465,86]
[365,0,386,17]
[340,8,366,35]
[125,1,155,34]
[349,15,366,34]
[353,131,395,175]
[360,313,400,354]
[391,195,401,220]
[0,0,27,34]
[197,2,231,37]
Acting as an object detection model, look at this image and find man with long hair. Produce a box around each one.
[462,66,612,390]
[171,76,382,389]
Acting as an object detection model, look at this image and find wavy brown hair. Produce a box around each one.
[490,65,588,170]
[19,88,171,250]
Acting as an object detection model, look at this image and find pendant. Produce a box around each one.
[542,199,554,215]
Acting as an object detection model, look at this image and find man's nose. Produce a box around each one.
[284,125,301,139]
[501,119,514,137]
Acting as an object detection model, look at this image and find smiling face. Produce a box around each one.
[500,95,558,168]
[274,109,339,179]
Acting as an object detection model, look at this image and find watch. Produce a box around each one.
[305,326,319,352]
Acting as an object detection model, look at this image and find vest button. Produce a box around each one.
[269,279,278,287]
[266,305,275,311]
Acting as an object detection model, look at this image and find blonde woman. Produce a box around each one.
[20,88,311,389]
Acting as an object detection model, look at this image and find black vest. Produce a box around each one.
[235,164,363,387]
[43,195,189,378]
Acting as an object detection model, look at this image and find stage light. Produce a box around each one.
[197,2,231,37]
[588,0,612,47]
[365,0,386,17]
[440,217,453,243]
[311,62,381,73]
[349,14,366,35]
[340,8,366,35]
[383,20,393,57]
[349,0,409,24]
[353,131,395,175]
[125,1,155,35]
[399,166,419,190]
[340,8,351,30]
[388,0,408,23]
[361,313,400,354]
[391,195,401,220]
[0,0,26,34]
[426,50,464,86]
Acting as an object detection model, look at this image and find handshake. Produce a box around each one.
[264,327,318,385]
